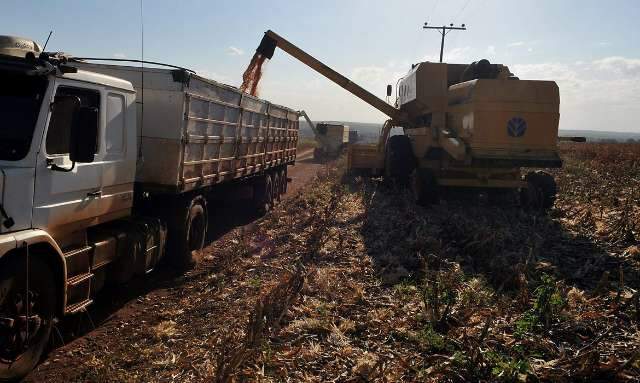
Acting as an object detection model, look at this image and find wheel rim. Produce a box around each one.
[188,212,206,251]
[0,283,45,363]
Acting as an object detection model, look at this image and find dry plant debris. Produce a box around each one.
[27,143,640,382]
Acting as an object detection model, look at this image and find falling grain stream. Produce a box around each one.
[239,53,267,96]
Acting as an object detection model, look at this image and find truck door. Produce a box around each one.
[32,83,104,239]
[97,91,135,218]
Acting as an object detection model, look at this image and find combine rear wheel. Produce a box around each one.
[412,168,439,206]
[385,135,416,186]
[521,171,557,210]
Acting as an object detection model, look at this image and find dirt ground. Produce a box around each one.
[25,148,326,382]
[26,143,640,382]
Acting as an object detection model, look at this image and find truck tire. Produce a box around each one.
[385,135,415,185]
[521,171,557,210]
[253,174,274,215]
[272,171,281,203]
[279,168,288,195]
[167,195,207,267]
[0,256,55,382]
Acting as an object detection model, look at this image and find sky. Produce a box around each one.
[2,0,639,132]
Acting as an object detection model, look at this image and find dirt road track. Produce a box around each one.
[285,148,325,196]
[25,148,325,382]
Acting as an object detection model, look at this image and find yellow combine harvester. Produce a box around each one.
[255,30,562,209]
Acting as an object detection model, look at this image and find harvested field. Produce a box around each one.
[27,143,640,382]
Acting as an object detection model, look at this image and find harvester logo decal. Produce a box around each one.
[507,117,527,137]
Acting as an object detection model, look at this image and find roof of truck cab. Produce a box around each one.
[58,69,135,92]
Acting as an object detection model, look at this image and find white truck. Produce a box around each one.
[0,35,298,379]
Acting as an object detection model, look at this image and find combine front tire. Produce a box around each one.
[521,171,557,210]
[412,168,439,206]
[385,135,415,185]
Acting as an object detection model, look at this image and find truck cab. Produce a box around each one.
[0,36,164,379]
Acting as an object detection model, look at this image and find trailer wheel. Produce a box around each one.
[167,195,207,267]
[0,256,55,381]
[385,135,415,185]
[521,171,557,210]
[254,174,274,215]
[280,168,288,195]
[272,171,281,203]
[412,168,439,206]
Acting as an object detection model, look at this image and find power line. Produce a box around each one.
[422,23,467,63]
[453,0,472,23]
[427,0,440,24]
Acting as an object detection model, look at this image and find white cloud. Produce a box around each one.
[113,52,127,59]
[486,45,496,56]
[351,66,388,84]
[512,57,640,132]
[508,41,525,47]
[592,56,640,77]
[193,68,232,84]
[422,46,473,63]
[227,46,244,56]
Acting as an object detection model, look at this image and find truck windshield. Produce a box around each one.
[0,70,48,161]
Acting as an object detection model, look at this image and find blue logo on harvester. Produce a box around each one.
[507,117,527,137]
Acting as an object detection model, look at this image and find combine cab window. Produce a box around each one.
[46,87,100,156]
[0,71,48,161]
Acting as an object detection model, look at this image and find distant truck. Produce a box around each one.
[298,111,348,160]
[0,35,298,379]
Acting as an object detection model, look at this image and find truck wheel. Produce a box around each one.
[0,256,55,381]
[521,171,557,210]
[253,174,274,215]
[280,168,288,195]
[272,171,281,203]
[167,195,207,267]
[412,168,438,206]
[385,135,415,186]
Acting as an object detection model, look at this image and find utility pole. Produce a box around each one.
[422,23,466,63]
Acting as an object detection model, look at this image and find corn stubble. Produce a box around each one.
[29,143,639,382]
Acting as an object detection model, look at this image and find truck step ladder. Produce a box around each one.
[62,246,94,314]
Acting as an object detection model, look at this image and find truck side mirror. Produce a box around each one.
[386,85,392,97]
[69,106,98,163]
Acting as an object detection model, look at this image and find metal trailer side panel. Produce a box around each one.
[181,77,298,192]
[68,63,299,194]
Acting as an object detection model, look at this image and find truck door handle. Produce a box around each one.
[87,190,102,198]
